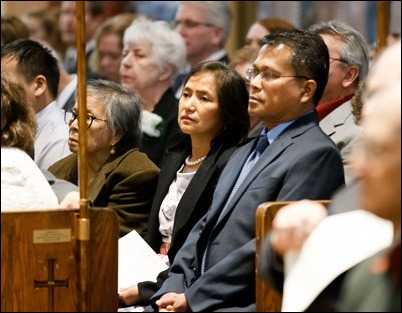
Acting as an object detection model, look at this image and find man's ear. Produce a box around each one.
[211,26,224,47]
[300,79,317,104]
[33,75,47,98]
[342,65,359,88]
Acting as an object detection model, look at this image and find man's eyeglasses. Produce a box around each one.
[64,110,107,129]
[329,57,348,64]
[245,68,309,82]
[172,19,214,29]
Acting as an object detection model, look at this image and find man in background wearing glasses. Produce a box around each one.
[171,1,232,98]
[308,21,370,184]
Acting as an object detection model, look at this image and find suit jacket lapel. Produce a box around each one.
[204,141,255,224]
[212,112,318,226]
[172,146,222,235]
[319,100,352,136]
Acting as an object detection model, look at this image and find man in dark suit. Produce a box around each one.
[259,40,401,312]
[146,29,345,312]
[171,1,232,97]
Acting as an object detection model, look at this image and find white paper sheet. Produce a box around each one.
[118,230,169,291]
[282,210,394,312]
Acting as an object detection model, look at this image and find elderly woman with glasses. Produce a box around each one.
[48,79,160,237]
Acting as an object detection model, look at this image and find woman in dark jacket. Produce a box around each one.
[119,61,250,307]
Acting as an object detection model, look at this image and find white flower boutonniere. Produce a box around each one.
[141,110,165,137]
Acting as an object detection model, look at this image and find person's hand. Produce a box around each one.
[156,293,189,312]
[118,284,142,306]
[59,191,80,208]
[270,200,328,256]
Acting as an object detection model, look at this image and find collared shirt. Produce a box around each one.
[35,101,71,170]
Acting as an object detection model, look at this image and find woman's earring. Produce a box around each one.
[110,144,116,155]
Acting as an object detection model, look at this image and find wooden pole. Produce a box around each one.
[376,1,390,53]
[76,1,90,311]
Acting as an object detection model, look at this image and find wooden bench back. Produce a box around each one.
[1,207,119,312]
[255,200,331,312]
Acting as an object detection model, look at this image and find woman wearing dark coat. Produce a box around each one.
[119,61,250,307]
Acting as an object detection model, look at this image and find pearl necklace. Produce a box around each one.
[185,155,207,167]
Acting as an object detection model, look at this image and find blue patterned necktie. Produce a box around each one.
[201,134,269,273]
[254,134,269,155]
[220,133,269,214]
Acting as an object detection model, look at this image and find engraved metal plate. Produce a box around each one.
[33,229,71,244]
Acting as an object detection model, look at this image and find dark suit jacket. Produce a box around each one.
[62,92,76,111]
[172,53,230,96]
[137,139,239,303]
[48,148,160,237]
[148,111,345,312]
[141,88,185,167]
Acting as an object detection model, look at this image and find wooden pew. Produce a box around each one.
[1,207,119,312]
[255,200,331,312]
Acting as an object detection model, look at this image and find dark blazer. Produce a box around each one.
[148,111,345,312]
[137,139,239,303]
[62,92,76,111]
[48,148,160,237]
[141,88,185,167]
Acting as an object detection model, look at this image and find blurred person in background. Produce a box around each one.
[245,17,295,48]
[21,7,67,60]
[172,1,232,97]
[1,14,29,46]
[90,13,138,83]
[231,45,263,137]
[120,17,186,166]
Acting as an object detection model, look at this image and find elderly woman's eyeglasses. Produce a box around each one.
[245,68,309,82]
[64,110,107,129]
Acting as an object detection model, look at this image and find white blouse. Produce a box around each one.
[158,164,196,244]
[1,147,59,211]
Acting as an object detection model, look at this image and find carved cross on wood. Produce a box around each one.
[34,258,69,312]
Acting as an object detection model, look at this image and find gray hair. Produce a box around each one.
[178,1,232,47]
[86,79,142,148]
[308,20,369,86]
[123,17,186,82]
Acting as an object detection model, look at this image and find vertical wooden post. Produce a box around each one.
[376,1,390,53]
[75,1,90,311]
